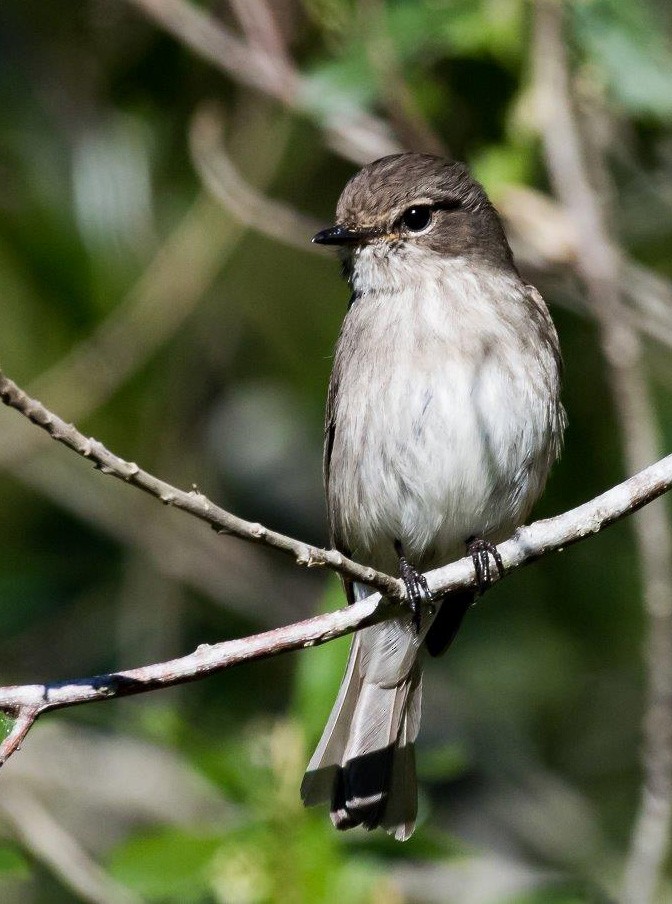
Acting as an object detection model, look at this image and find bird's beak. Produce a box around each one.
[312,224,375,246]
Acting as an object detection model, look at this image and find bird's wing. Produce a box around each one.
[323,338,355,605]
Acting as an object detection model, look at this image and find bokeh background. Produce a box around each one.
[0,1,672,901]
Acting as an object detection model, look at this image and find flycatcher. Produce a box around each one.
[301,153,565,840]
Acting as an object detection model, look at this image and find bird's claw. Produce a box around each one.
[467,536,504,595]
[399,555,433,634]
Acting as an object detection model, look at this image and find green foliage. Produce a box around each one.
[0,0,671,901]
[108,709,391,902]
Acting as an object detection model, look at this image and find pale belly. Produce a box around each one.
[326,290,558,574]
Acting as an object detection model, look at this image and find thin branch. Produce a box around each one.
[0,447,670,767]
[189,104,325,253]
[124,0,400,164]
[3,364,672,606]
[0,370,402,598]
[0,362,671,766]
[532,4,672,902]
[0,593,391,759]
[0,707,39,763]
[227,0,293,66]
[125,0,672,366]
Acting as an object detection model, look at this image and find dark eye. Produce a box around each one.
[402,206,432,232]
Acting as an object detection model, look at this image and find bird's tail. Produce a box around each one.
[300,626,423,842]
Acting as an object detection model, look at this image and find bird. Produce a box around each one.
[300,153,565,841]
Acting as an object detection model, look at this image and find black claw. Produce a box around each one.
[395,540,433,634]
[466,536,504,595]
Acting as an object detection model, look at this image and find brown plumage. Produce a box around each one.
[301,154,565,840]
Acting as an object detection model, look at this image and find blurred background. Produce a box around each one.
[0,0,671,901]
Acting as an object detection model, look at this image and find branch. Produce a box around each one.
[189,104,325,254]
[1,364,672,603]
[0,370,402,599]
[0,594,392,767]
[0,454,668,755]
[127,0,672,367]
[0,107,292,476]
[532,4,672,902]
[0,367,671,767]
[124,0,400,164]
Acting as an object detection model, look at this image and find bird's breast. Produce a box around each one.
[326,267,561,572]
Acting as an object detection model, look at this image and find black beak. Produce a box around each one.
[312,224,373,246]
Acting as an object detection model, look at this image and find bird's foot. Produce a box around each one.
[466,536,504,595]
[395,540,433,634]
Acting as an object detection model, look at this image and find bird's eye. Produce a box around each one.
[401,206,432,232]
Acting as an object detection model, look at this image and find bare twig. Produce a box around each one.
[4,367,672,608]
[0,365,671,767]
[532,4,672,902]
[124,0,400,164]
[0,453,668,759]
[0,707,39,764]
[124,0,672,366]
[359,0,447,156]
[227,0,293,66]
[0,370,402,598]
[0,593,392,765]
[189,105,324,253]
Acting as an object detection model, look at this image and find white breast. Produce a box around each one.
[327,251,562,574]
